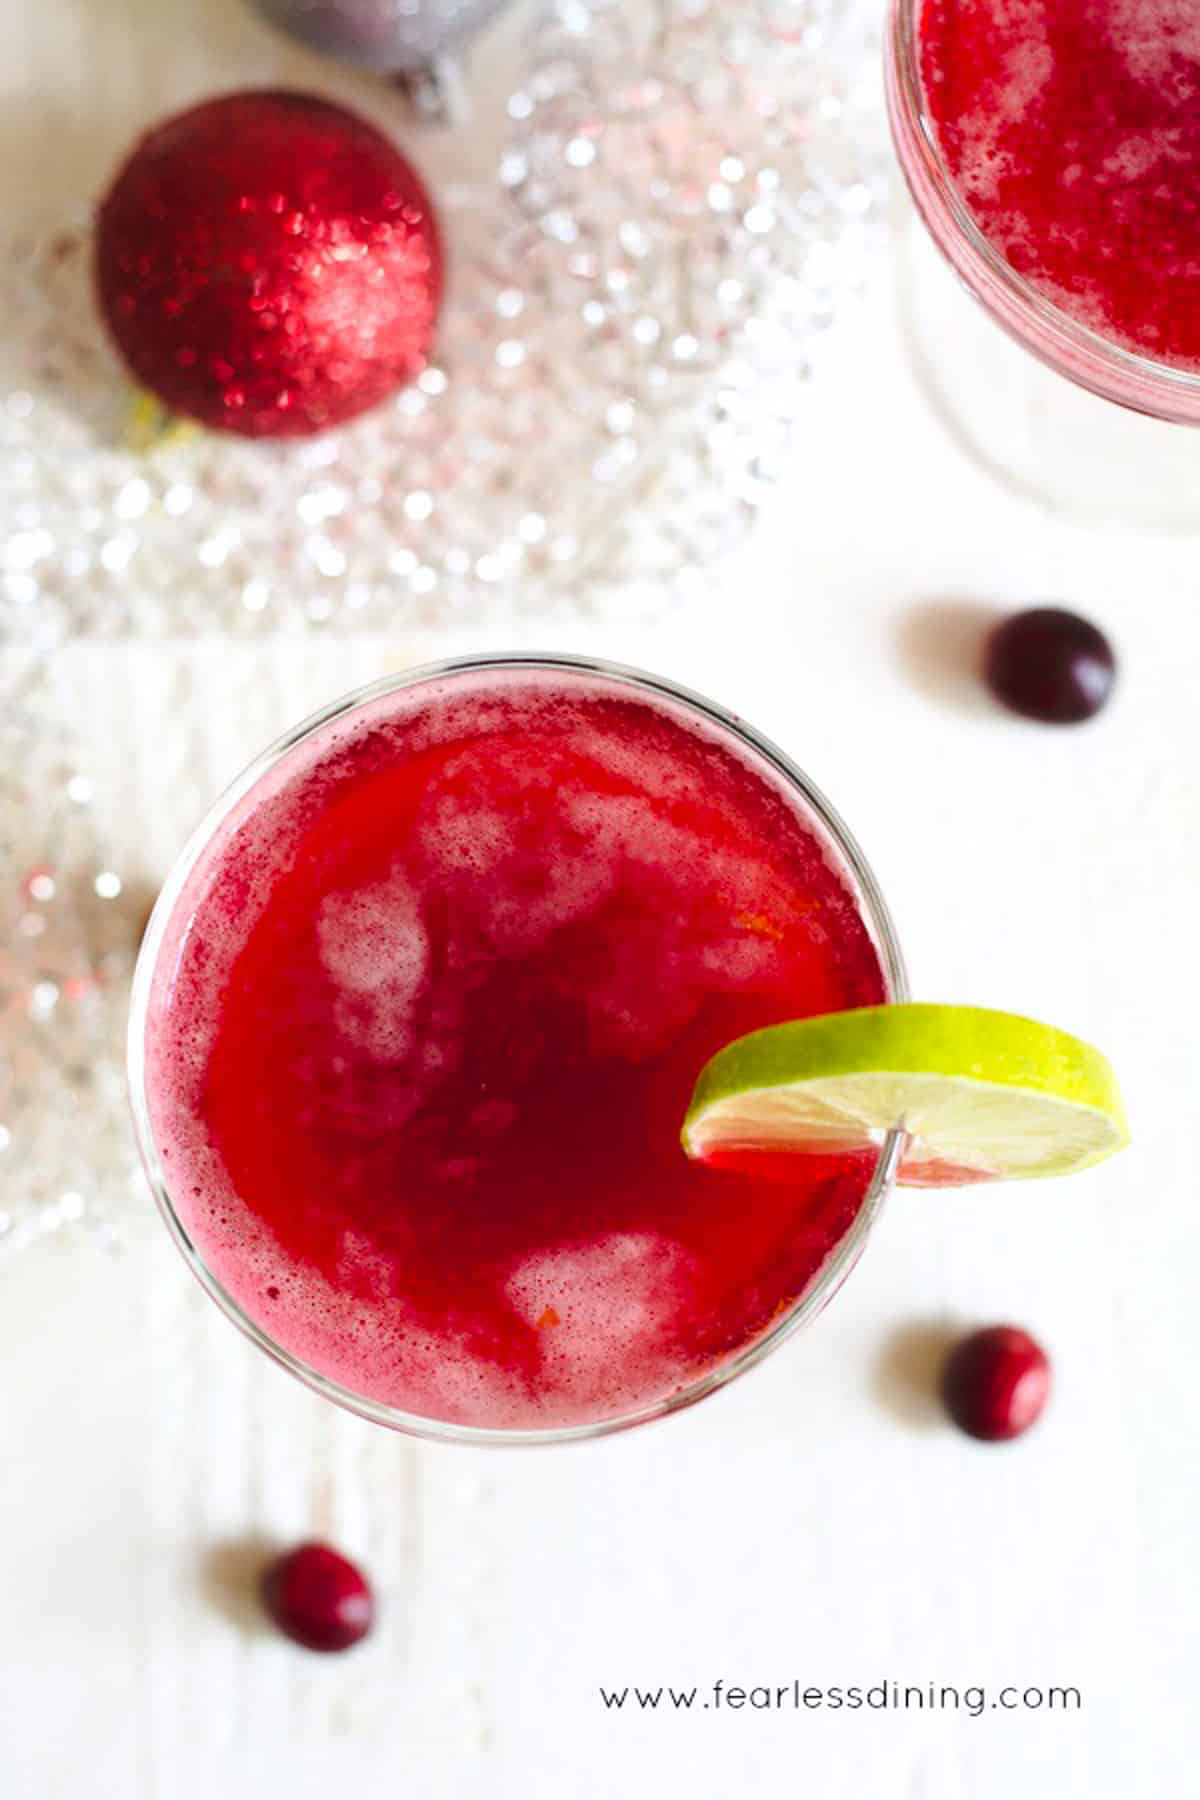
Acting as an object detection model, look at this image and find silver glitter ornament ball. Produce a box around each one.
[246,0,513,73]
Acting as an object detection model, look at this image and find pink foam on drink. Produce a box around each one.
[317,875,430,1062]
[921,0,1200,367]
[143,666,887,1431]
[506,1233,700,1414]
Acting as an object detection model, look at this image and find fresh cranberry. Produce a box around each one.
[941,1326,1051,1441]
[261,1542,374,1652]
[984,607,1116,723]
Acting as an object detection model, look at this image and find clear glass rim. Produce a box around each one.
[885,0,1200,424]
[128,652,909,1448]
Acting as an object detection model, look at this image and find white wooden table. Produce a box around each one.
[3,4,1198,1796]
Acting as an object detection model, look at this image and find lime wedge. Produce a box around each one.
[681,1004,1129,1187]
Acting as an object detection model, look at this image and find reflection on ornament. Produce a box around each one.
[246,0,512,76]
[0,680,149,1256]
[1,0,888,637]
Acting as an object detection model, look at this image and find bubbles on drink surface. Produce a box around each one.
[317,875,431,1063]
[1103,0,1200,83]
[921,0,1200,367]
[309,704,825,1067]
[506,1233,699,1413]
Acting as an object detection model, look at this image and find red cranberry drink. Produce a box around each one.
[133,658,900,1439]
[918,0,1200,369]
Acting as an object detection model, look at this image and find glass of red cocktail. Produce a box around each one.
[886,0,1200,522]
[129,655,906,1444]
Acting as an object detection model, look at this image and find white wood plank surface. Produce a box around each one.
[2,4,1197,1797]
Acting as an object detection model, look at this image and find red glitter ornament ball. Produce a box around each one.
[95,90,442,439]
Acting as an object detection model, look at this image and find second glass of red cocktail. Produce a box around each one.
[886,0,1200,524]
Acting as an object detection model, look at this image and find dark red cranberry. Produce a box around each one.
[941,1326,1050,1442]
[261,1542,374,1652]
[984,607,1116,723]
